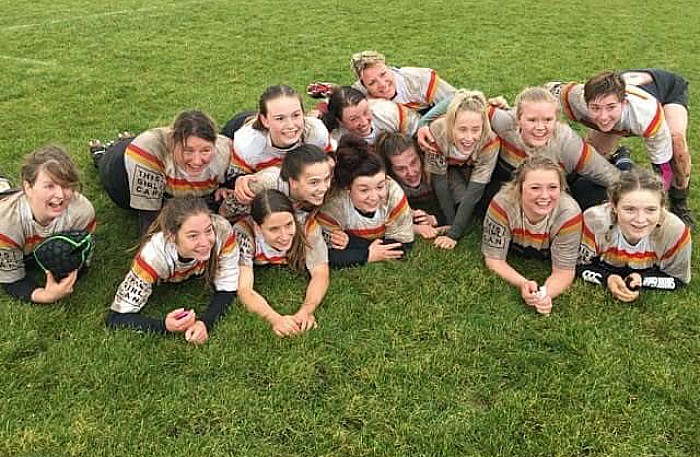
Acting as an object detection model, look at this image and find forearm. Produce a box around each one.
[447,182,485,240]
[199,291,236,331]
[106,310,167,333]
[484,257,529,289]
[431,173,456,224]
[299,265,329,314]
[238,288,281,323]
[543,268,575,298]
[417,98,451,127]
[3,277,40,303]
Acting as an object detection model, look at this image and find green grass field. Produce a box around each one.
[1,0,699,455]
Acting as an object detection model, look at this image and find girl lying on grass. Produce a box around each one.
[577,167,691,302]
[234,189,329,337]
[0,146,96,304]
[107,197,238,344]
[318,134,414,267]
[482,156,582,315]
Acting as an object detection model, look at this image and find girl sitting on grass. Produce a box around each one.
[0,146,96,304]
[577,167,691,302]
[482,156,582,315]
[234,189,329,337]
[317,134,414,267]
[107,197,238,345]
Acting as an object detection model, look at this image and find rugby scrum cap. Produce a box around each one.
[33,230,95,281]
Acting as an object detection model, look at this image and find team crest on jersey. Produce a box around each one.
[483,219,506,249]
[0,249,22,271]
[131,165,164,200]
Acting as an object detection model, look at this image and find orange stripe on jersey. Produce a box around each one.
[221,233,237,255]
[254,253,288,265]
[133,254,159,284]
[316,212,342,232]
[557,213,582,237]
[575,142,592,172]
[24,234,44,253]
[126,143,164,172]
[662,225,691,260]
[84,218,97,233]
[488,105,497,121]
[499,137,527,167]
[561,83,577,121]
[581,220,597,252]
[0,233,21,249]
[512,228,549,243]
[171,262,206,280]
[255,156,283,171]
[165,175,219,191]
[602,247,657,268]
[348,225,386,239]
[487,200,509,226]
[231,151,254,174]
[643,103,664,138]
[387,194,408,222]
[397,105,407,133]
[304,217,319,237]
[424,70,438,104]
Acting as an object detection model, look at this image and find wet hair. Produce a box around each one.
[350,50,386,81]
[321,86,367,132]
[251,85,304,131]
[608,166,666,208]
[144,197,219,286]
[170,110,218,150]
[584,71,626,105]
[374,132,422,179]
[280,144,330,182]
[21,145,81,191]
[501,155,567,204]
[251,189,307,272]
[444,89,491,149]
[334,134,385,189]
[514,86,560,121]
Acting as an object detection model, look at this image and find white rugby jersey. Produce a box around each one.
[352,66,456,112]
[0,191,96,283]
[232,117,332,175]
[124,127,233,211]
[482,190,582,270]
[110,214,238,314]
[317,177,414,243]
[557,82,672,164]
[578,203,691,283]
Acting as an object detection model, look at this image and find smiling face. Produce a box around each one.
[389,147,422,188]
[517,100,558,148]
[173,212,216,261]
[360,63,396,99]
[173,135,215,176]
[259,211,296,251]
[340,99,373,137]
[260,96,305,148]
[288,160,332,207]
[520,168,562,223]
[23,169,74,225]
[453,109,484,155]
[587,94,625,132]
[348,172,388,213]
[614,189,662,244]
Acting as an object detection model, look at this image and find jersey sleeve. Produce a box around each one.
[658,217,692,285]
[383,178,414,243]
[232,219,256,268]
[0,230,25,284]
[304,218,329,271]
[110,248,164,314]
[482,196,512,260]
[303,117,333,152]
[212,216,239,292]
[124,129,168,211]
[549,197,582,270]
[557,124,619,187]
[470,135,501,184]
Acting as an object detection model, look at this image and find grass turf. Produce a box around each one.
[1,0,699,455]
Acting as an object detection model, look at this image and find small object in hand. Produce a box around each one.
[625,276,641,292]
[175,311,190,320]
[536,285,548,300]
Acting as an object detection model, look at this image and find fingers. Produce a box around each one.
[433,236,456,250]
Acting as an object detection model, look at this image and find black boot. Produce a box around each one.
[669,185,696,229]
[610,145,634,171]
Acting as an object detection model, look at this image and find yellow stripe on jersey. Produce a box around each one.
[132,254,159,284]
[126,143,165,172]
[662,225,691,260]
[557,213,582,237]
[387,194,409,224]
[643,103,665,138]
[424,70,438,104]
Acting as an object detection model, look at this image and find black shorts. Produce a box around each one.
[624,68,689,109]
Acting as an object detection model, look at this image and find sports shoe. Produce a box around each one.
[544,81,563,98]
[306,82,335,99]
[669,186,696,229]
[610,145,634,171]
[88,140,108,168]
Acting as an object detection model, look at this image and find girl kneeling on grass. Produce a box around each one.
[422,89,500,250]
[107,197,238,344]
[577,167,691,302]
[90,110,233,235]
[0,146,96,304]
[234,189,329,337]
[482,156,582,315]
[317,134,414,267]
